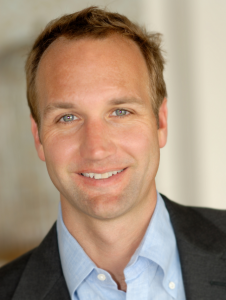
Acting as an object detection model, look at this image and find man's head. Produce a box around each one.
[26,6,167,130]
[29,6,168,222]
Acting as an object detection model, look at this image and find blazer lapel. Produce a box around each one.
[12,224,70,300]
[162,194,226,300]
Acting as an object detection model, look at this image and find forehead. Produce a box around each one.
[36,34,150,109]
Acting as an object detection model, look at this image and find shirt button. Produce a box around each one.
[97,274,106,281]
[169,282,175,289]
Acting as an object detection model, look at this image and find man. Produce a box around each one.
[1,6,226,300]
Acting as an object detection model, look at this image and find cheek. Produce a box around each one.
[42,129,79,169]
[118,123,158,160]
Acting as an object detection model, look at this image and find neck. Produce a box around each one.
[61,189,157,291]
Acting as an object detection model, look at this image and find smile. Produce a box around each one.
[80,169,124,180]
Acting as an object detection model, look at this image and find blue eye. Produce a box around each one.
[113,109,130,118]
[61,114,76,122]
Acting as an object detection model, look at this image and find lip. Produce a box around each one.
[76,168,128,187]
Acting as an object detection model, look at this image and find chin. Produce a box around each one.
[84,196,129,220]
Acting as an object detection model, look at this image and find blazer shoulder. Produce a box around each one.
[0,249,35,300]
[161,193,226,234]
[190,205,226,233]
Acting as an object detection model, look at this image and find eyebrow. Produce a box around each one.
[43,102,77,117]
[43,97,145,117]
[108,98,145,107]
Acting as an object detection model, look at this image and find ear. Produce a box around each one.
[158,98,168,148]
[30,115,45,161]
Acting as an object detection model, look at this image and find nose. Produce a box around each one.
[79,119,117,161]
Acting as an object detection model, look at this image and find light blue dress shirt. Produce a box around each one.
[57,192,186,299]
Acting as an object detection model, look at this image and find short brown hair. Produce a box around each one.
[25,6,167,128]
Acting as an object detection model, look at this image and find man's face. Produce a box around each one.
[32,35,167,220]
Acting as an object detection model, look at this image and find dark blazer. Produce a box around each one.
[1,194,226,300]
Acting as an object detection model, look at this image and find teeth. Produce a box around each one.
[94,173,102,179]
[81,169,124,179]
[101,172,109,179]
[83,173,90,178]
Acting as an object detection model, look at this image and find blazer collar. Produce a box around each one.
[12,224,70,300]
[162,194,226,300]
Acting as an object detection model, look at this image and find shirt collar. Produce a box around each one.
[57,206,96,298]
[125,192,179,298]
